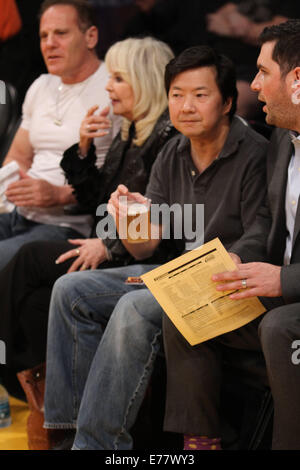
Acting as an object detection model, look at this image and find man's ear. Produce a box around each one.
[294,67,300,82]
[85,26,98,50]
[223,96,233,116]
[291,67,300,105]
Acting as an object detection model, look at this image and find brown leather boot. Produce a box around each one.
[17,363,72,450]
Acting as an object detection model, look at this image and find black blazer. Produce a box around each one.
[231,128,300,304]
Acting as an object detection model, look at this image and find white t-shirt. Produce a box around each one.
[18,62,120,237]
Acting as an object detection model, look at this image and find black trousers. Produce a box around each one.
[0,240,115,370]
[0,240,76,369]
[163,297,286,442]
[259,303,300,450]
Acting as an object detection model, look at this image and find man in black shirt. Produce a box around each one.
[43,45,268,450]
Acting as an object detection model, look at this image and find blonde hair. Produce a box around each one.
[105,37,174,146]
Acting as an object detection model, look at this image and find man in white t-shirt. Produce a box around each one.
[0,0,119,270]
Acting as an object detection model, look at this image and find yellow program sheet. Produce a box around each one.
[141,238,266,345]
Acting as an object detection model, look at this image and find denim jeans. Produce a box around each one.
[0,209,81,270]
[44,264,164,450]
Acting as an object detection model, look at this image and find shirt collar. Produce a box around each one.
[289,130,300,145]
[218,115,245,159]
[177,115,245,161]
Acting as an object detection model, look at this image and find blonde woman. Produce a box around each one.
[59,36,175,270]
[0,37,176,399]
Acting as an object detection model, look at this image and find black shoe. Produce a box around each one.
[51,430,76,450]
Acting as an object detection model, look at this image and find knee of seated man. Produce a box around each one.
[51,271,82,300]
[109,291,162,356]
[16,241,37,257]
[259,304,298,345]
[114,289,162,327]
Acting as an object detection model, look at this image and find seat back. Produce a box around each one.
[0,81,20,165]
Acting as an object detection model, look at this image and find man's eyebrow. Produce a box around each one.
[257,62,268,71]
[40,27,69,35]
[171,85,209,91]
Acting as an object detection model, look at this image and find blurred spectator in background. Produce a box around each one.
[0,0,119,270]
[207,1,300,119]
[122,0,223,55]
[88,0,136,58]
[123,0,300,120]
[2,0,300,120]
[0,0,46,113]
[0,0,22,42]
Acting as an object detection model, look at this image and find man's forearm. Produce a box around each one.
[3,153,32,172]
[242,15,288,45]
[3,127,34,171]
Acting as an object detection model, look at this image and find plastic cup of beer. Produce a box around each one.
[124,197,151,244]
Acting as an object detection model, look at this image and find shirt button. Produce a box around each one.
[292,200,296,205]
[191,170,196,176]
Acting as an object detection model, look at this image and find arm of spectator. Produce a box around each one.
[135,0,157,13]
[238,15,288,45]
[5,169,76,207]
[225,10,288,45]
[211,2,237,17]
[206,2,287,45]
[4,127,76,207]
[108,184,162,261]
[206,3,236,37]
[3,127,34,172]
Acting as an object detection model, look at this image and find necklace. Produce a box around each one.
[53,72,96,126]
[54,83,65,126]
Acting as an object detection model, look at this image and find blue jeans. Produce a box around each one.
[0,209,81,270]
[44,264,164,450]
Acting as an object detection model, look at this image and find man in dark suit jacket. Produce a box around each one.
[213,19,300,450]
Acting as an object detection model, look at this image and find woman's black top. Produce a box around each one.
[61,110,178,265]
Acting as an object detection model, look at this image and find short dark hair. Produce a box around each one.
[165,45,237,120]
[39,0,96,32]
[259,19,300,76]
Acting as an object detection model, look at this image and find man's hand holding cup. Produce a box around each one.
[108,184,151,243]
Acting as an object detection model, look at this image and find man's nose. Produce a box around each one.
[251,72,261,92]
[44,33,56,48]
[182,97,195,112]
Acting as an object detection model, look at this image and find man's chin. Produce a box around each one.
[264,112,274,126]
[46,65,62,76]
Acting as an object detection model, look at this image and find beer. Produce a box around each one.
[126,200,151,243]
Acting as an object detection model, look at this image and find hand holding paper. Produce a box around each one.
[141,238,266,345]
[212,261,282,299]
